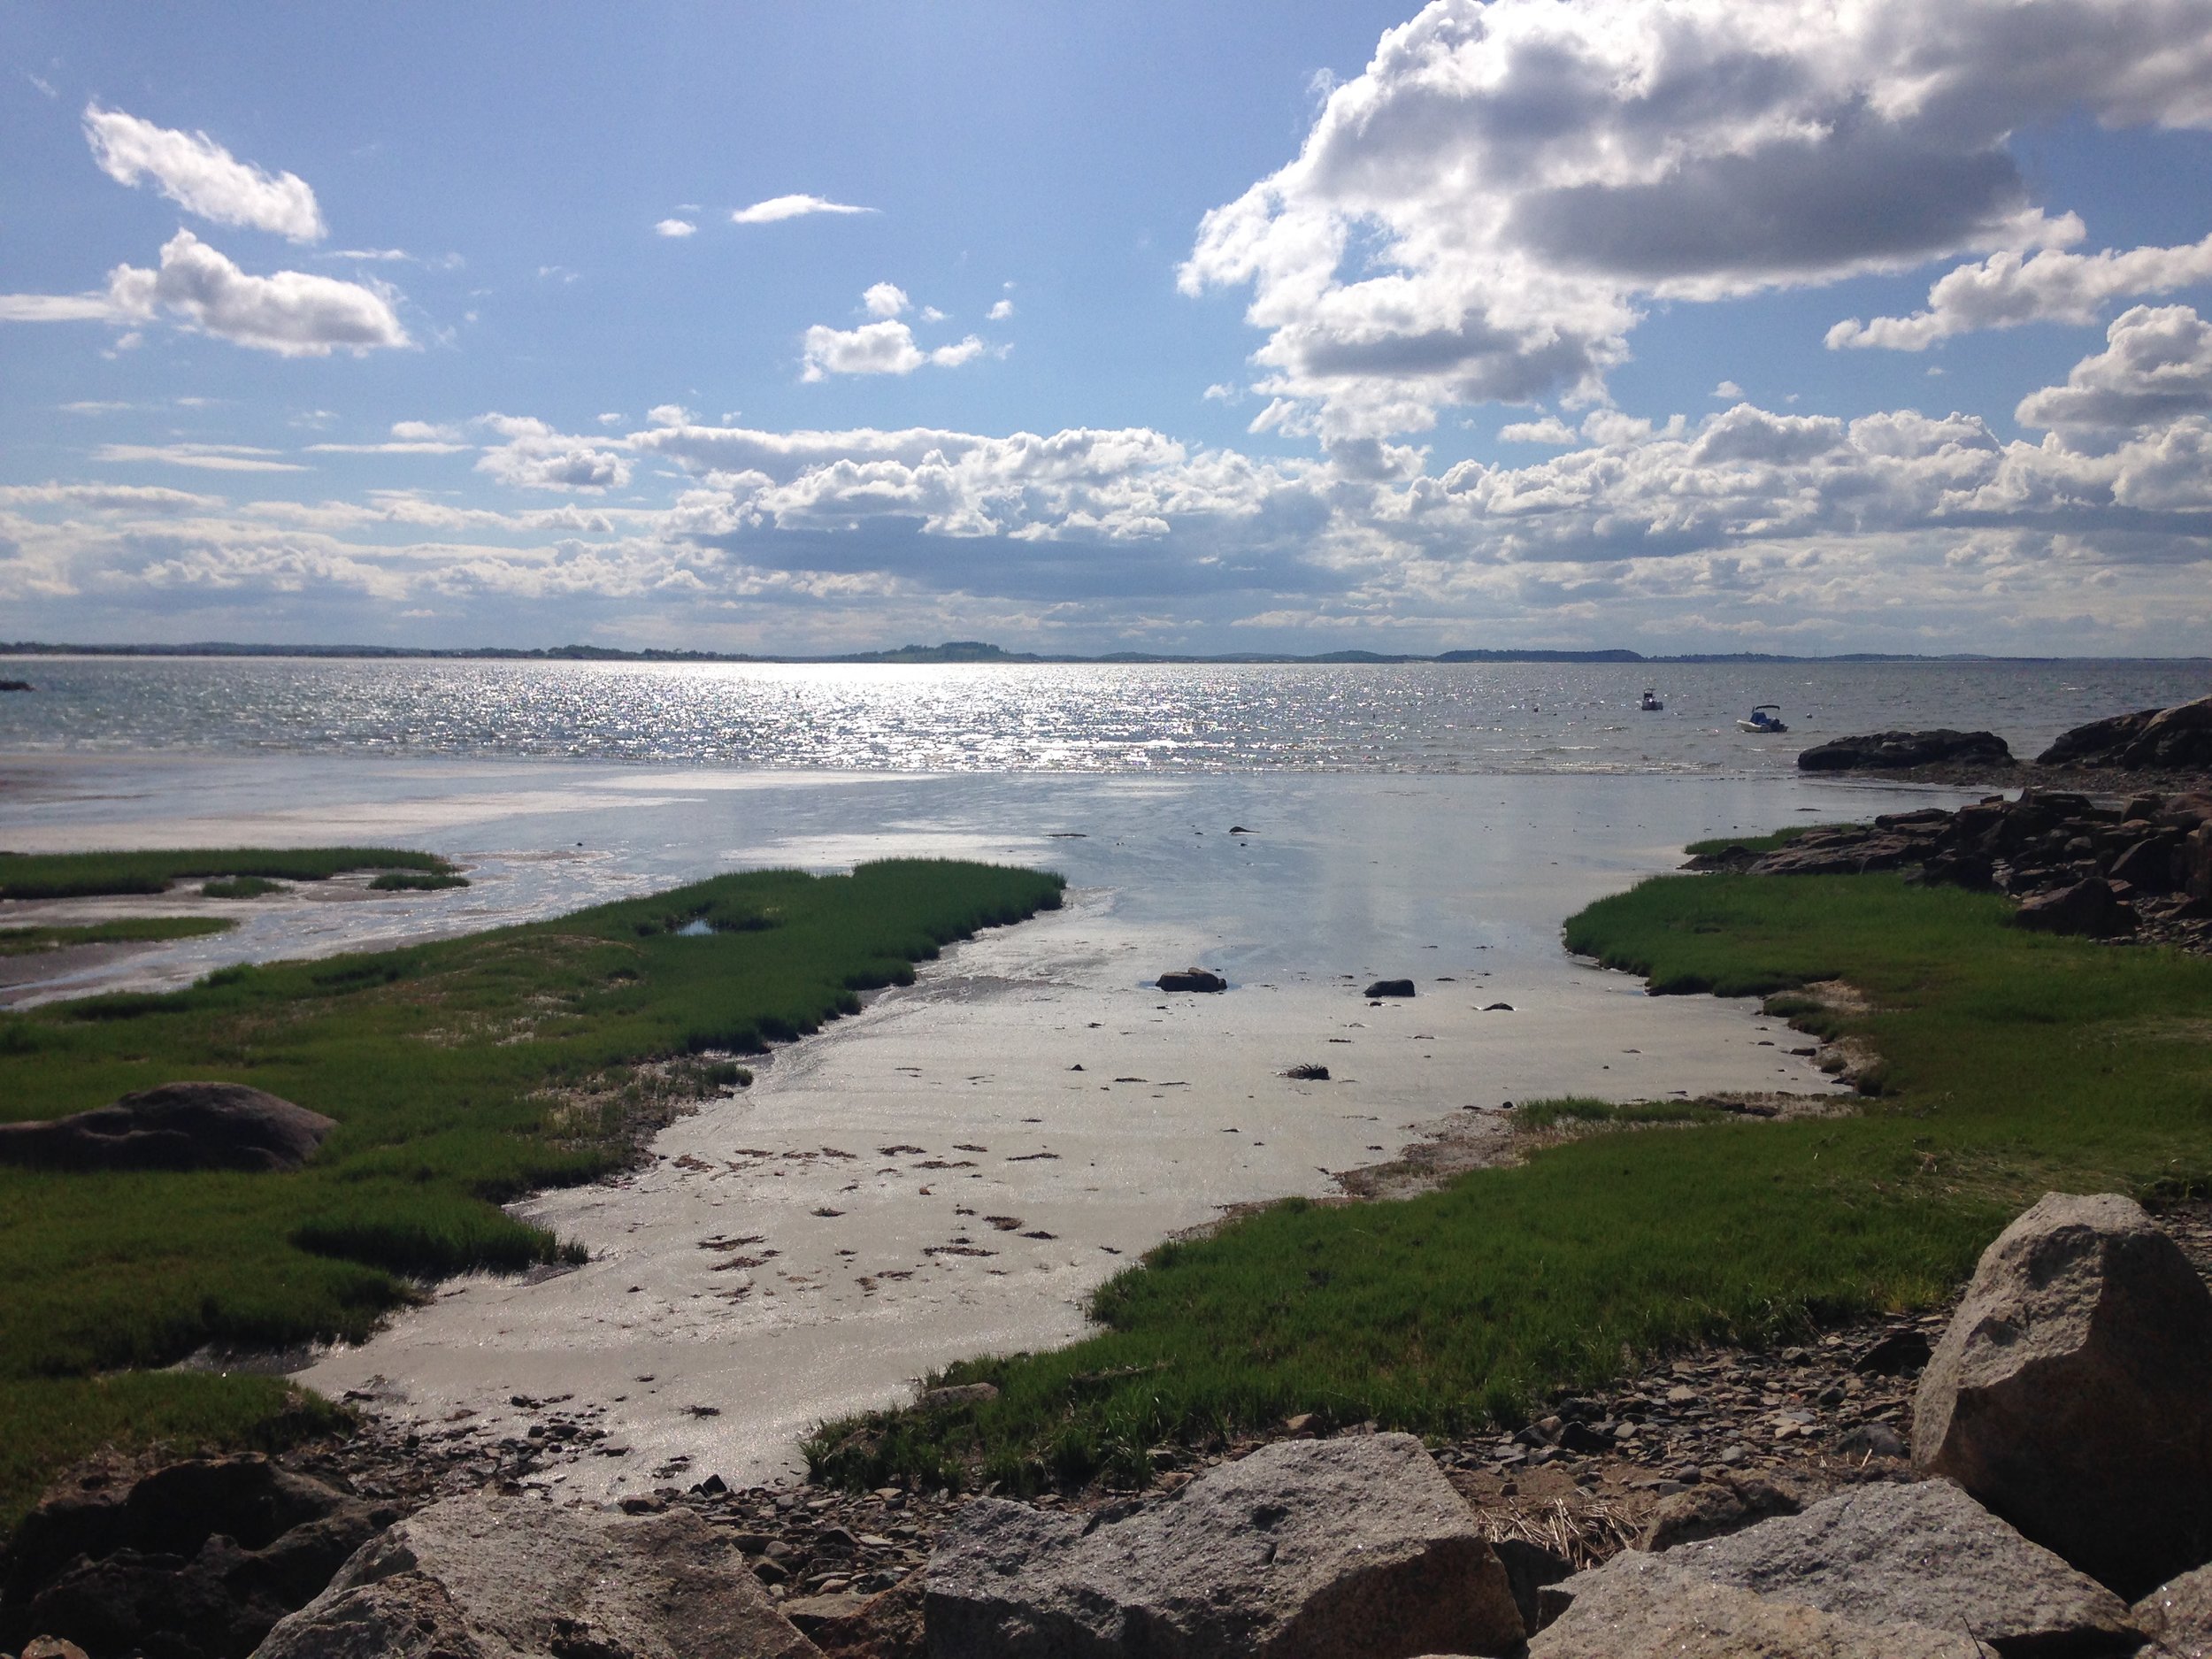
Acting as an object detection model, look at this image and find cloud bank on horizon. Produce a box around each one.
[4,0,2212,657]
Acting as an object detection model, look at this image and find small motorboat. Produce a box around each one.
[1640,687,1663,711]
[1737,703,1789,733]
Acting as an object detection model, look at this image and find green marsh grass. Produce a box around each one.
[0,856,1063,1528]
[807,867,2212,1495]
[0,917,236,956]
[0,847,457,900]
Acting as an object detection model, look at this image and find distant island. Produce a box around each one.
[5,639,2197,666]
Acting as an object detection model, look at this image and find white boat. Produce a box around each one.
[1640,687,1663,710]
[1737,703,1789,733]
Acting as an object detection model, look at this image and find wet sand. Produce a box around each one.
[3,754,1975,1489]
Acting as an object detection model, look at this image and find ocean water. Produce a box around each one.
[1,655,2205,774]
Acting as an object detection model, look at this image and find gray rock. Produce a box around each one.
[1545,1479,2131,1653]
[1638,1474,1801,1552]
[1363,979,1416,998]
[1914,1191,2212,1596]
[0,1082,335,1173]
[1530,1551,1988,1658]
[250,1494,813,1659]
[2136,1563,2212,1659]
[925,1432,1523,1657]
[2039,695,2212,771]
[918,1382,1000,1410]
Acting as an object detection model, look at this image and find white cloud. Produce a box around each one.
[391,420,459,442]
[0,293,119,322]
[655,219,697,238]
[647,403,694,426]
[1712,380,1745,400]
[1497,416,1577,443]
[2015,304,2212,443]
[473,414,634,493]
[103,230,409,356]
[306,440,468,455]
[596,412,625,426]
[1828,234,2212,349]
[800,318,986,380]
[93,442,306,472]
[987,297,1015,321]
[863,282,910,319]
[920,305,949,323]
[1179,0,2212,440]
[732,194,874,225]
[83,104,325,242]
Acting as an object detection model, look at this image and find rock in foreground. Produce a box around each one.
[1914,1191,2212,1597]
[926,1432,1524,1658]
[0,1456,394,1659]
[2135,1563,2212,1659]
[1546,1479,2133,1653]
[250,1494,813,1659]
[0,1082,336,1173]
[1530,1550,1985,1659]
[1797,729,2015,772]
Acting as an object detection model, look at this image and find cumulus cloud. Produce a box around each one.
[732,194,874,225]
[474,414,634,493]
[655,218,697,238]
[1497,416,1577,444]
[863,282,910,319]
[800,318,985,380]
[1180,0,2212,440]
[102,230,409,356]
[2015,304,2212,443]
[987,297,1015,321]
[83,104,325,242]
[1828,234,2212,349]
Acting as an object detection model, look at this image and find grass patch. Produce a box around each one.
[806,868,2212,1496]
[369,871,470,892]
[1512,1096,1722,1131]
[202,876,282,899]
[0,847,457,901]
[0,917,237,956]
[0,856,1063,1527]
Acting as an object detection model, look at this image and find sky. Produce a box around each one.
[5,1,2212,657]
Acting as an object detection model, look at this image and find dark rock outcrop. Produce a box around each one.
[250,1493,813,1659]
[2013,877,2139,937]
[1914,1191,2212,1598]
[925,1432,1525,1657]
[0,1083,336,1173]
[1156,969,1226,993]
[2039,695,2212,771]
[0,1456,396,1659]
[1545,1479,2134,1653]
[1363,979,1416,998]
[1798,729,2015,772]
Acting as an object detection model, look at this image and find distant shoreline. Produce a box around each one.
[4,639,2208,667]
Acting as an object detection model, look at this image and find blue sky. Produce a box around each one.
[5,0,2212,656]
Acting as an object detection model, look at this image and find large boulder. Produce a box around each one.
[1913,1192,2212,1596]
[924,1432,1524,1658]
[2011,878,2139,938]
[2039,695,2212,771]
[1529,1550,1985,1659]
[0,1083,335,1173]
[250,1494,813,1659]
[1797,730,2015,772]
[0,1456,394,1659]
[1543,1479,2134,1653]
[2137,1563,2212,1659]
